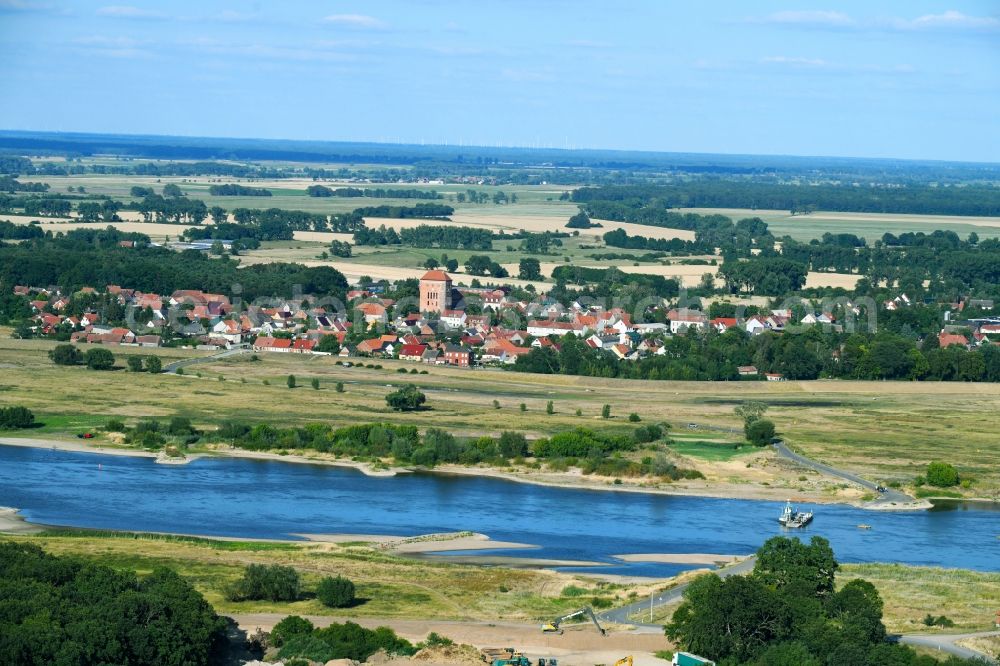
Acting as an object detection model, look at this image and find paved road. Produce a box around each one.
[162,347,249,374]
[772,440,915,506]
[897,630,1000,663]
[598,556,757,629]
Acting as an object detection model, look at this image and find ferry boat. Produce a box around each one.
[778,500,813,528]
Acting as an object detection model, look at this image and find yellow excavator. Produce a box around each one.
[613,658,633,666]
[541,606,607,636]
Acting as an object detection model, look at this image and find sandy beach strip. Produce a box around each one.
[613,553,749,565]
[0,507,43,534]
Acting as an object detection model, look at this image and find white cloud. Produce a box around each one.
[891,10,1000,32]
[97,5,167,20]
[753,10,855,28]
[761,55,830,68]
[323,14,386,30]
[748,9,999,34]
[0,0,64,12]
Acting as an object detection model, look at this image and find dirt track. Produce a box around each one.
[231,613,671,666]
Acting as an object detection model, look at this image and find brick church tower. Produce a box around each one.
[419,270,452,313]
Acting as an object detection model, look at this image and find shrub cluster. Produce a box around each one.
[0,405,34,429]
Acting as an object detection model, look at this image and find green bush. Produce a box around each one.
[225,564,300,602]
[0,405,34,429]
[628,412,641,422]
[127,355,144,372]
[278,621,415,662]
[84,347,115,370]
[49,343,82,366]
[335,381,345,392]
[311,377,320,390]
[103,418,126,432]
[270,615,314,647]
[287,374,296,389]
[746,419,776,446]
[385,384,426,411]
[926,461,959,487]
[317,575,356,608]
[145,355,162,373]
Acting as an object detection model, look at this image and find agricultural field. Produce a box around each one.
[1,334,998,500]
[675,207,1000,242]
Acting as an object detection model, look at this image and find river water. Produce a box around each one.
[1,444,997,577]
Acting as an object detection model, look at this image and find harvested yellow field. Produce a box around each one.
[805,272,861,289]
[502,261,717,287]
[236,255,548,290]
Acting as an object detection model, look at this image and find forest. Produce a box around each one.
[306,184,442,199]
[0,541,225,665]
[0,228,348,301]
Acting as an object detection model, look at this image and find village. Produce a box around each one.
[12,268,999,381]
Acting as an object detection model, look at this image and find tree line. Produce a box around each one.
[208,184,272,196]
[307,184,443,199]
[0,227,348,301]
[573,182,1000,216]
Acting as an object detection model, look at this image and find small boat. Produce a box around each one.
[857,524,872,530]
[778,500,813,528]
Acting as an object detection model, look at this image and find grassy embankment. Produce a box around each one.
[641,561,1000,635]
[0,532,633,622]
[0,335,998,500]
[2,532,996,636]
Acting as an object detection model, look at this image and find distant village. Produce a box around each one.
[13,269,998,380]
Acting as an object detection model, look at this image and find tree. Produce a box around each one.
[666,573,792,663]
[566,211,595,229]
[753,535,838,599]
[0,406,35,429]
[226,564,300,602]
[85,347,115,370]
[546,400,554,415]
[601,404,611,419]
[316,575,356,608]
[746,419,775,446]
[127,355,144,372]
[209,206,227,224]
[445,258,459,272]
[162,183,184,197]
[270,615,315,648]
[385,384,426,411]
[335,381,345,393]
[145,355,162,373]
[317,335,340,354]
[926,461,959,487]
[498,431,528,458]
[287,374,296,389]
[518,257,542,280]
[735,401,768,434]
[311,377,320,390]
[49,344,82,366]
[464,255,491,276]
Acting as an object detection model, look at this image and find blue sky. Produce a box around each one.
[0,1,997,161]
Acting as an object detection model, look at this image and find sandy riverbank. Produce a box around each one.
[0,507,43,534]
[0,437,402,477]
[614,553,748,565]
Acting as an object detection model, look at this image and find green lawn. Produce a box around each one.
[667,439,751,462]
